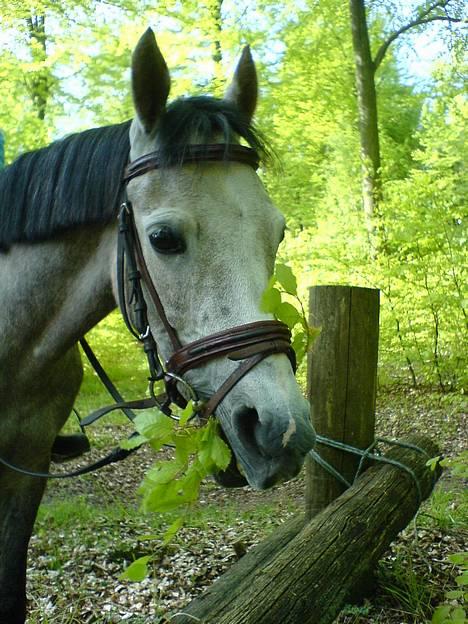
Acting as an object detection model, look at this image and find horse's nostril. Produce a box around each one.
[232,407,265,457]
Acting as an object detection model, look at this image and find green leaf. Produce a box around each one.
[448,553,468,565]
[120,434,147,450]
[455,571,468,586]
[275,301,302,329]
[138,534,160,542]
[120,555,151,582]
[141,461,203,514]
[174,428,201,464]
[142,479,195,513]
[163,516,185,545]
[198,420,230,472]
[143,460,184,486]
[307,325,321,342]
[446,590,463,599]
[134,412,174,450]
[450,607,466,623]
[432,605,452,623]
[212,435,231,470]
[179,401,195,427]
[426,456,442,471]
[292,332,307,364]
[275,264,297,295]
[260,286,282,313]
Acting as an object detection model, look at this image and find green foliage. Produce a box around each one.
[423,488,468,533]
[428,452,468,480]
[374,74,467,389]
[429,450,468,623]
[119,406,231,581]
[135,413,231,514]
[261,263,320,365]
[119,555,151,582]
[380,552,435,622]
[432,551,468,624]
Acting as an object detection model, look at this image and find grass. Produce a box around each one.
[36,494,291,540]
[419,487,468,531]
[36,497,98,528]
[378,553,436,623]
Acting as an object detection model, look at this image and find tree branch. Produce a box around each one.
[373,0,463,70]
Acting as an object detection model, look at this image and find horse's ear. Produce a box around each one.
[131,28,170,133]
[225,45,257,122]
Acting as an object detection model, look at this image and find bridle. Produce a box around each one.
[115,143,296,422]
[0,143,296,479]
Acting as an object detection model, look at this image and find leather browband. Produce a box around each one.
[124,144,260,182]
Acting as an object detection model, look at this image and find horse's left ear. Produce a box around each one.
[225,46,257,122]
[131,28,170,133]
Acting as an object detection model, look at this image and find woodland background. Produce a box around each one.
[1,2,467,622]
[0,0,466,391]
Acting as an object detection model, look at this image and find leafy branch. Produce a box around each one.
[373,0,464,70]
[260,263,320,365]
[119,405,231,581]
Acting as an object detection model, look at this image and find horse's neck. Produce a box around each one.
[0,224,116,376]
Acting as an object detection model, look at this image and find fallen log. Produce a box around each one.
[169,435,440,624]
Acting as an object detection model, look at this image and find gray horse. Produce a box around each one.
[0,29,315,622]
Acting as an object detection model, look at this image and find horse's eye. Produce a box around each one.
[149,226,186,255]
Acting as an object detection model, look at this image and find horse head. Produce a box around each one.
[124,29,316,490]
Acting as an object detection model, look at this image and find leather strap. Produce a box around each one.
[129,211,182,351]
[79,336,138,422]
[167,321,295,377]
[80,397,160,427]
[124,144,260,182]
[0,436,141,480]
[201,352,269,418]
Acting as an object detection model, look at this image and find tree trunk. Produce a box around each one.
[169,435,440,624]
[209,0,224,65]
[26,15,51,121]
[348,0,381,225]
[208,0,224,95]
[0,131,4,169]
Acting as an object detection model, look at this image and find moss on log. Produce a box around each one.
[169,435,440,624]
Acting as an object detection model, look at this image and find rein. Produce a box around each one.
[0,143,295,479]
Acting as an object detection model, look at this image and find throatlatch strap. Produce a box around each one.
[79,337,136,422]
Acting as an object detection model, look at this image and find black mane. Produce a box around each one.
[0,121,131,250]
[0,96,267,250]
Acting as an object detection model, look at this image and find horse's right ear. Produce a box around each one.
[225,45,257,122]
[131,28,170,134]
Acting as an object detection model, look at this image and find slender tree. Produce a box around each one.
[25,14,51,121]
[348,0,463,224]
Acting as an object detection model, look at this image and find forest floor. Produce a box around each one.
[26,386,467,624]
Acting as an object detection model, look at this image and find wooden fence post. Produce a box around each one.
[305,285,380,520]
